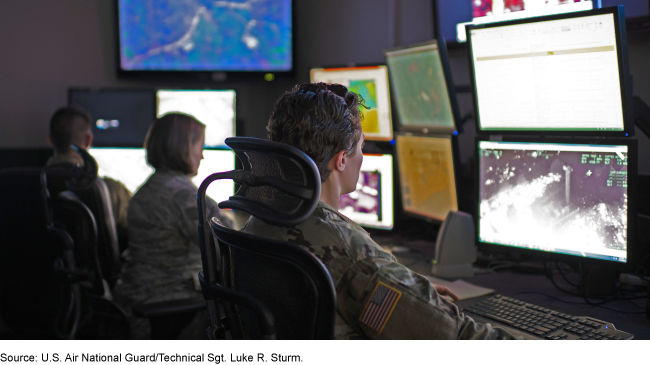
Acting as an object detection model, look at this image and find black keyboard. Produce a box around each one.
[464,294,634,340]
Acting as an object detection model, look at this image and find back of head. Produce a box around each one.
[49,106,92,154]
[266,83,364,182]
[145,112,205,175]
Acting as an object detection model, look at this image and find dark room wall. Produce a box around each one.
[0,0,433,148]
[1,1,648,172]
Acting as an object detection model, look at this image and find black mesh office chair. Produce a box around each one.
[197,137,337,340]
[0,149,128,339]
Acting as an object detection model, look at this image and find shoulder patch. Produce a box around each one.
[359,281,402,334]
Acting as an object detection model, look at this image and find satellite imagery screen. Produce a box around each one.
[119,0,292,71]
[397,135,458,221]
[386,44,455,132]
[478,141,628,262]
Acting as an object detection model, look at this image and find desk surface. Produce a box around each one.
[383,242,650,340]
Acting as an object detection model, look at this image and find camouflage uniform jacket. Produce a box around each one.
[242,201,518,340]
[114,169,233,312]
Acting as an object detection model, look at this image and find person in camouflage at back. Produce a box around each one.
[241,83,518,339]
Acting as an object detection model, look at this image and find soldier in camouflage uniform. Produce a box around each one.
[113,113,233,339]
[47,106,131,249]
[241,83,518,339]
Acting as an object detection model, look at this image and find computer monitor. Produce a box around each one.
[310,66,393,141]
[477,139,638,266]
[396,135,458,222]
[68,89,155,147]
[339,154,394,230]
[385,39,461,134]
[156,90,236,148]
[455,0,596,42]
[117,0,293,74]
[88,147,235,203]
[467,6,632,136]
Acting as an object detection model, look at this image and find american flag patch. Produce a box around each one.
[359,281,402,333]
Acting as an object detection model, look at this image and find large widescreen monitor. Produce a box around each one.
[117,0,292,73]
[68,89,155,147]
[385,40,460,134]
[310,66,393,141]
[477,139,637,265]
[396,135,458,222]
[468,7,632,136]
[89,148,235,203]
[157,90,236,148]
[339,154,394,230]
[456,0,596,42]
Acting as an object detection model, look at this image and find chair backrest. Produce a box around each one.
[0,151,120,336]
[197,137,335,339]
[210,218,337,339]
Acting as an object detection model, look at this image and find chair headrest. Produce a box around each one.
[218,137,321,227]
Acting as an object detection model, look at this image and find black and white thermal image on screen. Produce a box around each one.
[478,142,627,262]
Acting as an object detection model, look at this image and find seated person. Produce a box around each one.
[47,106,131,248]
[113,112,234,339]
[242,83,518,339]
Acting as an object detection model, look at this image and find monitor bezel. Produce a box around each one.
[114,0,295,81]
[395,132,461,224]
[309,65,395,142]
[68,87,157,148]
[384,38,463,135]
[474,136,638,269]
[155,88,237,149]
[467,6,633,137]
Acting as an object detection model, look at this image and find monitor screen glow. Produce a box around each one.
[310,66,394,141]
[68,89,155,148]
[118,0,292,72]
[157,90,236,148]
[469,12,626,132]
[478,140,629,263]
[89,148,235,203]
[339,154,394,230]
[456,0,595,42]
[396,135,458,222]
[385,42,457,134]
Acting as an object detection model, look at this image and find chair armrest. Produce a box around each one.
[132,297,206,318]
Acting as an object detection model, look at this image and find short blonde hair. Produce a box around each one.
[145,113,205,174]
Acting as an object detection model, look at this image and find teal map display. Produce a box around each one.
[386,47,455,131]
[119,0,292,71]
[349,79,380,134]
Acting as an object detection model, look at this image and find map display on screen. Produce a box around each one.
[385,43,456,133]
[397,135,458,221]
[118,0,292,71]
[311,66,393,140]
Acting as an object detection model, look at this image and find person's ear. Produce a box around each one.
[84,131,93,149]
[46,135,53,148]
[331,150,347,172]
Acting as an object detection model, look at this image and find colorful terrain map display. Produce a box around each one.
[119,0,292,71]
[349,79,380,134]
[397,135,458,221]
[386,45,455,132]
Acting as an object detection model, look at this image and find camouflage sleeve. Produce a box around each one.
[101,177,132,232]
[332,226,518,340]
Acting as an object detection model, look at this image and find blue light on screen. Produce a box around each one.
[118,0,293,72]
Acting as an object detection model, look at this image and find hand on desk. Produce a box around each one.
[433,284,460,302]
